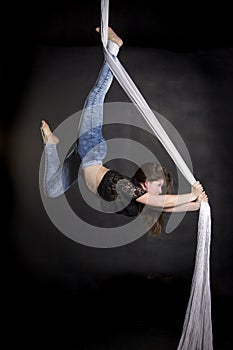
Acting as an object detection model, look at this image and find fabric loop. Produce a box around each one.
[100,1,213,349]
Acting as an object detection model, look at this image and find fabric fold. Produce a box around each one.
[100,1,213,349]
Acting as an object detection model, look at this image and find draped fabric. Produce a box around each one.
[100,1,213,348]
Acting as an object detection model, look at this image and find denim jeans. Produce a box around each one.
[76,56,116,168]
[43,42,119,197]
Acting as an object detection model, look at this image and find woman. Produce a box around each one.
[41,27,207,235]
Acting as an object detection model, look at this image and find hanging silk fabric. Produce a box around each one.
[100,1,213,349]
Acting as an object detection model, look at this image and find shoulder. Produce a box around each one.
[98,169,146,200]
[116,176,147,199]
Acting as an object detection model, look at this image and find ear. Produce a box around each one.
[141,181,149,191]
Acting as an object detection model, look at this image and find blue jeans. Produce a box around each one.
[76,57,115,168]
[43,44,118,197]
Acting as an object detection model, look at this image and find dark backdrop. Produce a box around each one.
[2,1,233,349]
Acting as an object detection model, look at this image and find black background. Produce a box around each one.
[2,1,233,349]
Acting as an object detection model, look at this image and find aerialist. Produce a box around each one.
[40,27,208,235]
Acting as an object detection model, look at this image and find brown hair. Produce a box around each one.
[133,163,173,236]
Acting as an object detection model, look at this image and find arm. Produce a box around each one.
[136,181,204,209]
[163,191,208,212]
[163,202,200,212]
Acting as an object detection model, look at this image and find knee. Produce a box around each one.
[43,185,62,198]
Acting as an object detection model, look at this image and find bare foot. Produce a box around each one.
[95,26,123,46]
[40,120,59,145]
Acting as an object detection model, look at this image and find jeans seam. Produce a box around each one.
[89,64,112,150]
[77,56,117,167]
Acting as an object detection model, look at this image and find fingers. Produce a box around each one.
[192,180,209,202]
[202,191,208,202]
[192,182,203,197]
[198,191,208,202]
[193,181,203,191]
[192,181,208,202]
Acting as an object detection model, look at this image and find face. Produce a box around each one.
[144,178,164,195]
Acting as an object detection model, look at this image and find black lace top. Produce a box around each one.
[97,170,147,217]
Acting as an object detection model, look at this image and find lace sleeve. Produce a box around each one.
[115,178,147,200]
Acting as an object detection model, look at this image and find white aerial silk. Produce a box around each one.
[101,1,213,349]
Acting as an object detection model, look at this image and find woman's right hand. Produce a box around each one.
[191,181,204,200]
[197,191,208,203]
